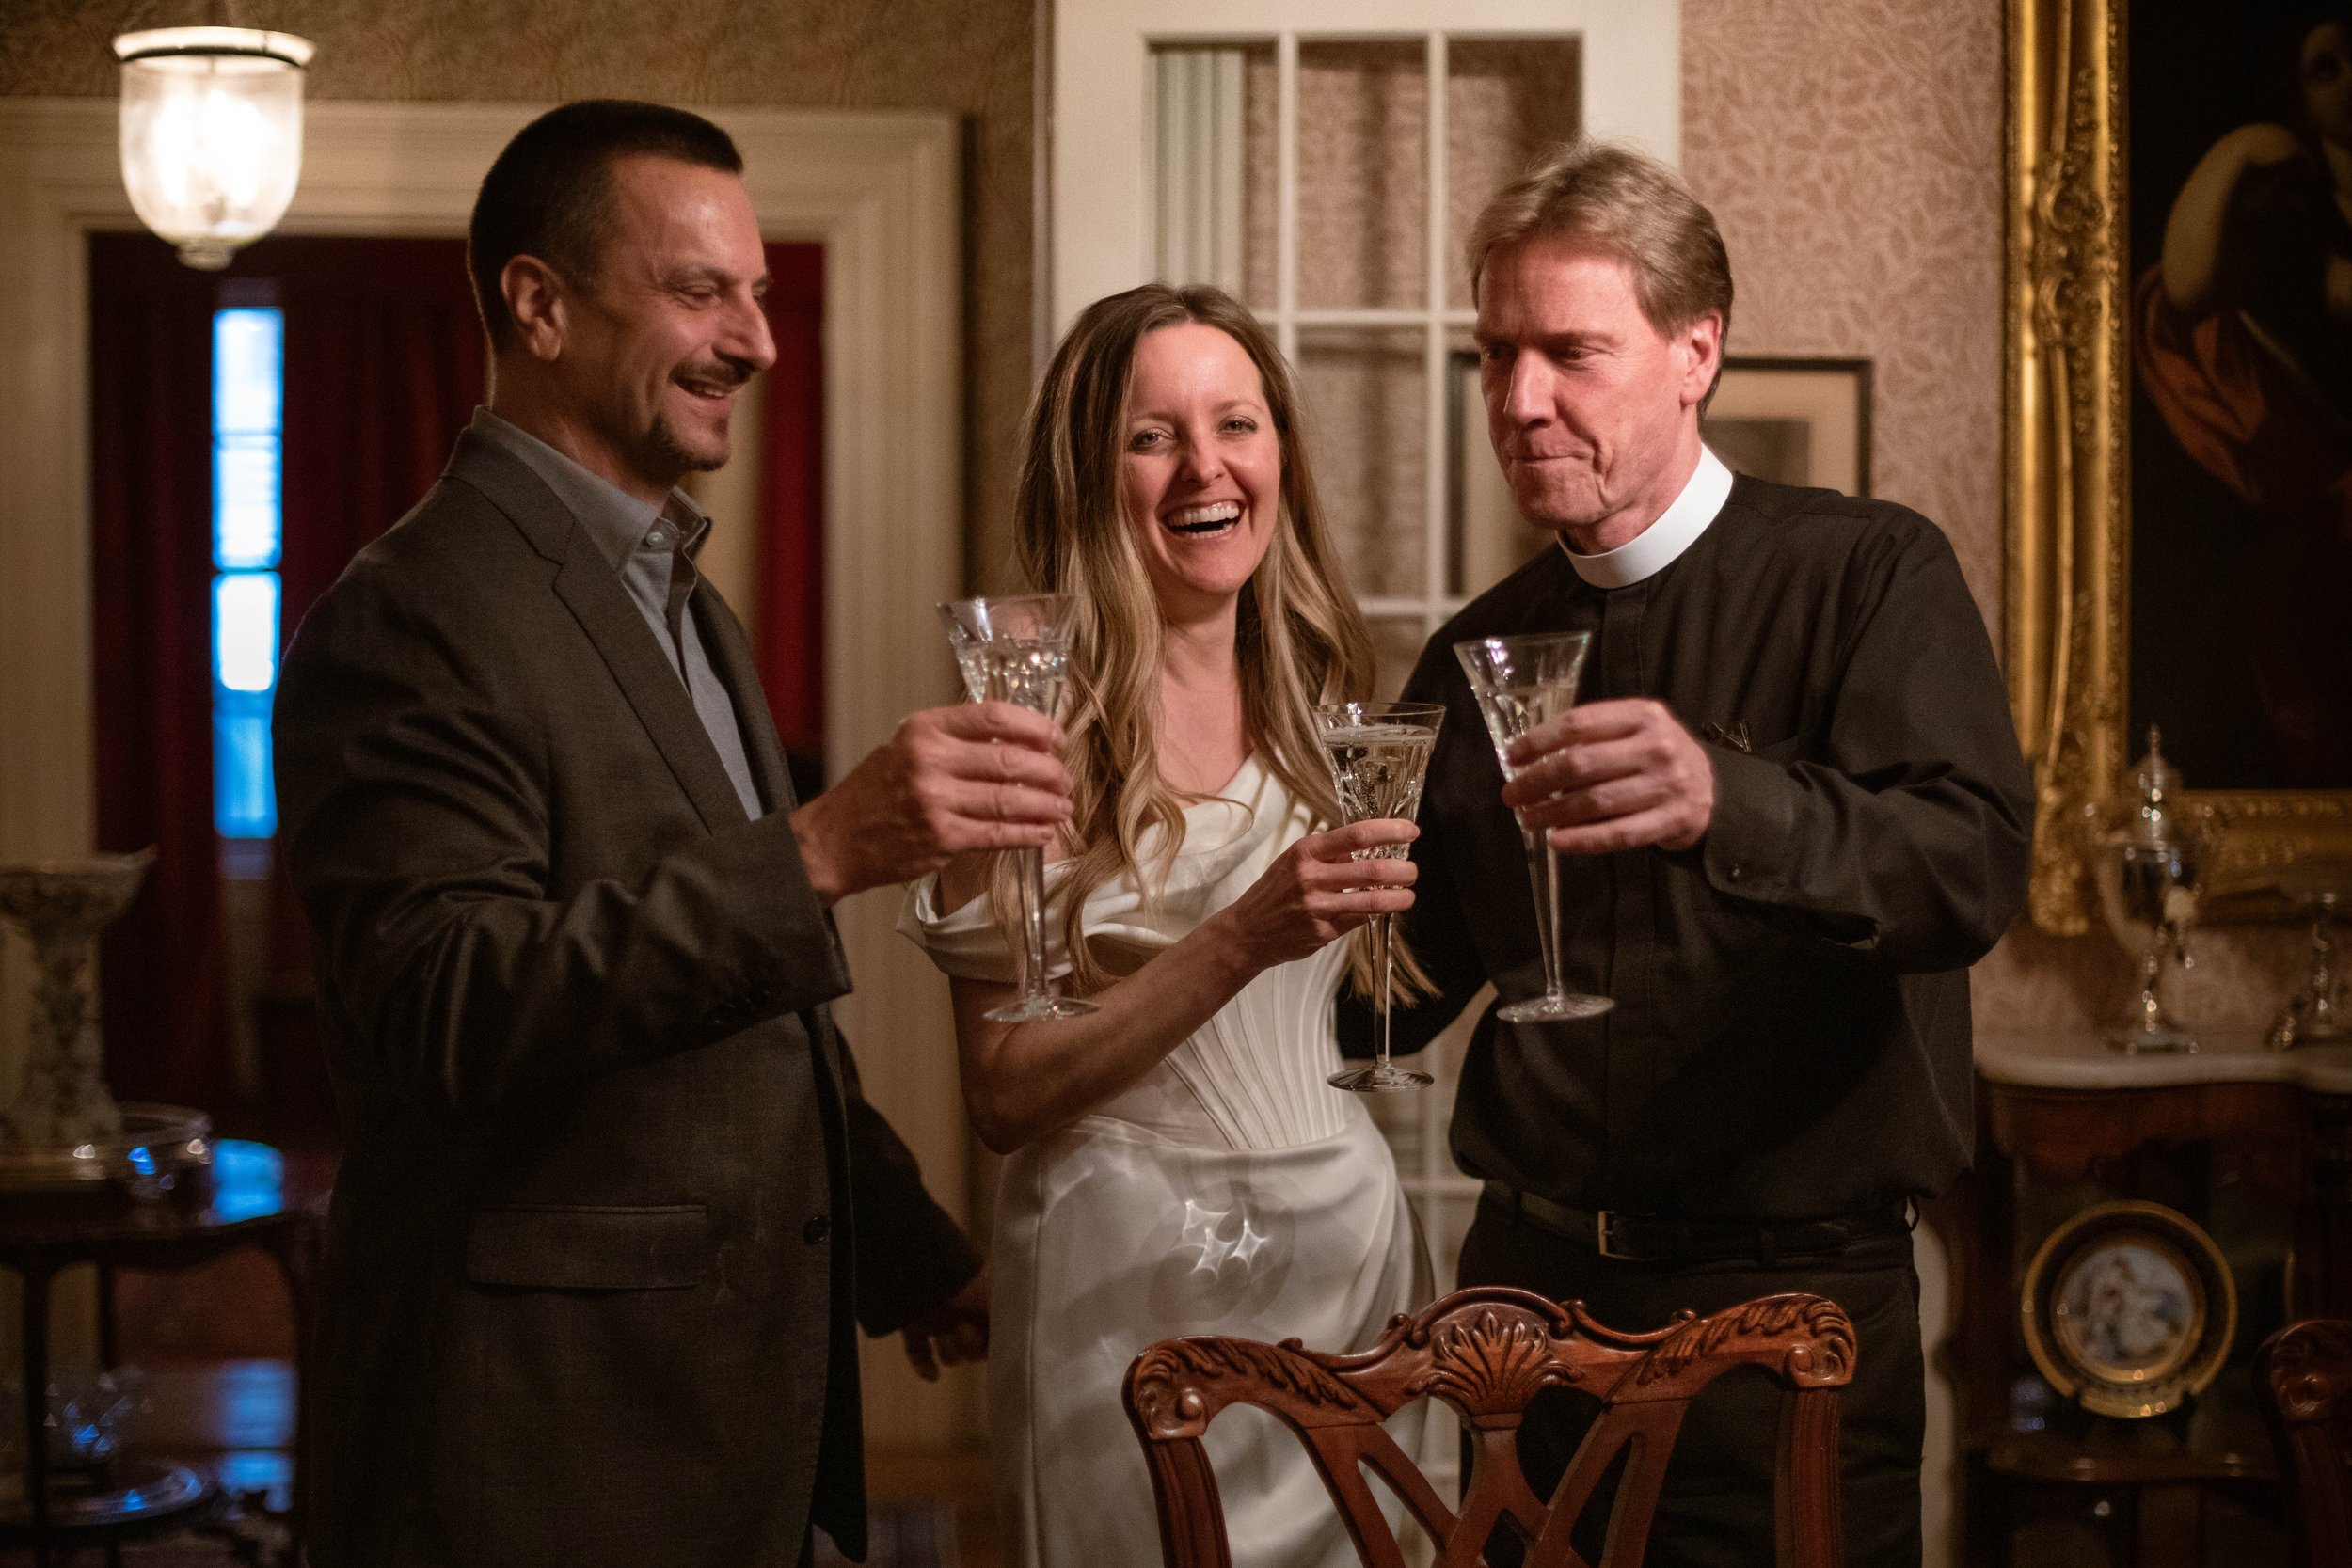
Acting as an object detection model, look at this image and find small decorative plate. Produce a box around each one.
[2020,1199,2236,1418]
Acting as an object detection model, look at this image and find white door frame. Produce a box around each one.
[0,99,971,1440]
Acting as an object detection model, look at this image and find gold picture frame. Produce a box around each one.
[2006,0,2352,932]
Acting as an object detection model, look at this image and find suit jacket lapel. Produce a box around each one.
[556,549,753,833]
[693,586,798,816]
[445,432,750,836]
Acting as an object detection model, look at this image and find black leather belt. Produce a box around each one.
[1484,1181,1911,1265]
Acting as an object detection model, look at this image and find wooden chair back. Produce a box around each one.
[1122,1286,1854,1568]
[2258,1318,2352,1568]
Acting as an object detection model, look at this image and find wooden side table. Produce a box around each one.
[0,1139,321,1568]
[1952,1035,2352,1566]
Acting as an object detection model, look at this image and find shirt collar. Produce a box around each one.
[469,407,709,569]
[1558,445,1734,590]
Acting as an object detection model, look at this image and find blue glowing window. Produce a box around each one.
[212,306,283,842]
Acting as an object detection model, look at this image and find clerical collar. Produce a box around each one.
[1558,446,1734,589]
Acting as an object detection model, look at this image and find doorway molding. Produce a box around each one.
[0,99,970,1440]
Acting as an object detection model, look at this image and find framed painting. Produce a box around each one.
[2008,0,2352,931]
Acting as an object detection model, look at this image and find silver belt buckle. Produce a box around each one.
[1595,1209,1635,1260]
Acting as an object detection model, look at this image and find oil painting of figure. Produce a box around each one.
[2132,0,2352,788]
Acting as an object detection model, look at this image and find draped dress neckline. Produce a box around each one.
[898,752,1362,1151]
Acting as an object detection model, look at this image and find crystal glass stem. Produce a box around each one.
[2112,940,2194,1053]
[1018,845,1050,1006]
[2137,946,2166,1030]
[986,841,1089,1023]
[1370,911,1395,1074]
[1523,830,1564,1009]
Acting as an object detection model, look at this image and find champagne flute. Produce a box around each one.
[938,594,1097,1023]
[1313,701,1445,1094]
[1454,633,1614,1023]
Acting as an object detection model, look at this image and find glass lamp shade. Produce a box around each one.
[113,27,315,271]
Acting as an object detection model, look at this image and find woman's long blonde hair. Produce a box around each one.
[1009,283,1398,998]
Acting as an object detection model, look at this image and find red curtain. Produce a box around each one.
[760,243,825,790]
[274,239,486,672]
[89,233,226,1109]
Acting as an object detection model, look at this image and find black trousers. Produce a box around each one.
[1455,1192,1924,1568]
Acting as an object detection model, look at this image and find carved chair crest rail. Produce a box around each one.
[1121,1285,1856,1568]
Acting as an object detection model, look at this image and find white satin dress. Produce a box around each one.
[899,756,1430,1568]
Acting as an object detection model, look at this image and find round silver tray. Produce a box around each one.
[0,1459,209,1528]
[0,1104,214,1194]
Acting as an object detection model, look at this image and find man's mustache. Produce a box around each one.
[674,357,755,390]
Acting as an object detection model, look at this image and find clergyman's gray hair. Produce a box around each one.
[1467,139,1734,345]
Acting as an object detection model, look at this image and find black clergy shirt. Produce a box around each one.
[1343,472,2034,1223]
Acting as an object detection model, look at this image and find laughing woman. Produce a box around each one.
[900,284,1430,1568]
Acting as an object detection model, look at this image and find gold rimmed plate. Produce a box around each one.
[2020,1199,2236,1419]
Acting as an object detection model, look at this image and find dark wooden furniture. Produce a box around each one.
[0,1141,320,1567]
[1121,1286,1855,1568]
[1952,1034,2352,1565]
[2256,1319,2352,1568]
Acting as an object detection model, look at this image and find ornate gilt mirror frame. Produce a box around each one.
[2006,0,2352,933]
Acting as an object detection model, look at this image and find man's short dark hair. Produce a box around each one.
[468,100,744,353]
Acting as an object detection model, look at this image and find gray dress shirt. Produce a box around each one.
[470,408,764,819]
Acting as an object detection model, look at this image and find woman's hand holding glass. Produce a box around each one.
[1201,820,1419,974]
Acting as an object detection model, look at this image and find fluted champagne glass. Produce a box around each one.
[1454,633,1614,1022]
[1314,701,1445,1094]
[939,594,1096,1023]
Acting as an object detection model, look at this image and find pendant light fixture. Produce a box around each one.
[112,25,316,270]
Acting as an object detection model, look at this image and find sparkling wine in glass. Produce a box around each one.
[938,594,1097,1023]
[1314,701,1444,1094]
[1454,633,1614,1023]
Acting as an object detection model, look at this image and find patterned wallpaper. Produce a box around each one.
[3,0,2308,1049]
[0,0,1036,588]
[1684,0,2304,1040]
[1685,0,2004,628]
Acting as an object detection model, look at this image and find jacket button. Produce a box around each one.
[803,1214,831,1244]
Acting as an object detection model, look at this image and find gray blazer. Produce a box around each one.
[275,430,977,1567]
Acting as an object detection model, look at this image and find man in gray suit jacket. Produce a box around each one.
[273,101,1070,1566]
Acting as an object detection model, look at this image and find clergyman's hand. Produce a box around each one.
[1501,697,1714,854]
[902,1267,990,1382]
[791,705,1072,904]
